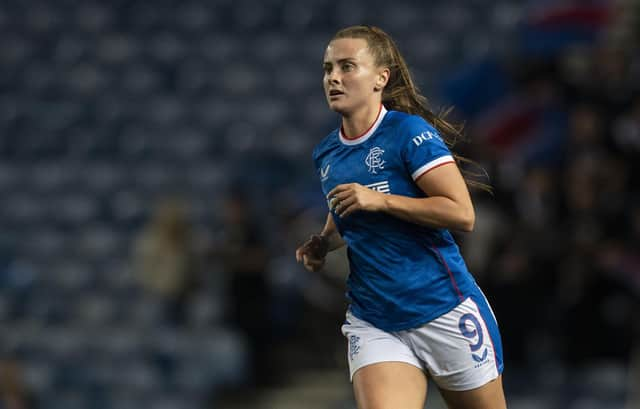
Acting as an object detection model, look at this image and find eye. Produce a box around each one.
[323,65,332,74]
[342,62,354,72]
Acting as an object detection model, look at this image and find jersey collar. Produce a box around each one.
[339,105,388,146]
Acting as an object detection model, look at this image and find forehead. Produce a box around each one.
[324,38,372,62]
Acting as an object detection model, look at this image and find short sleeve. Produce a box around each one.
[400,116,455,181]
[312,143,324,175]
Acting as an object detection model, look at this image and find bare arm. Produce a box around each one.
[327,162,475,232]
[319,212,346,251]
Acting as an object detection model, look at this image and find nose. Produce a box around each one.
[326,70,340,85]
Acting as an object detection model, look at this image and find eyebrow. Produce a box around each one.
[323,58,357,66]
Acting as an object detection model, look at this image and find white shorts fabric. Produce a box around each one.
[341,296,503,391]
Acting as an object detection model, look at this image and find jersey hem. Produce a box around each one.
[349,298,463,333]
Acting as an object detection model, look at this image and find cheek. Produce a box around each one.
[350,78,373,94]
[343,76,361,90]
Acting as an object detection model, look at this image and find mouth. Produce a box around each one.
[328,90,344,97]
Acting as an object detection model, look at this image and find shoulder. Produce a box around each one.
[312,128,340,162]
[387,110,452,174]
[384,110,438,140]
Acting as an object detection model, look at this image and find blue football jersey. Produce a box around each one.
[312,105,483,332]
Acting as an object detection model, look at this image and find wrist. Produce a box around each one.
[310,233,329,256]
[381,194,393,213]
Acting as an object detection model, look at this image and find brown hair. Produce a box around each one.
[332,25,491,192]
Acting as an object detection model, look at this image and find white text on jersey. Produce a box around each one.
[365,181,390,194]
[412,131,439,146]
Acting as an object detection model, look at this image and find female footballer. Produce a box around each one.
[296,26,507,409]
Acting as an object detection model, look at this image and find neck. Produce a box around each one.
[341,103,382,139]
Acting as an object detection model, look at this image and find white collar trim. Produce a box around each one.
[339,105,388,146]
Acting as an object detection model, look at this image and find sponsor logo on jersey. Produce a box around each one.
[365,180,390,194]
[320,163,330,182]
[412,130,440,146]
[473,349,489,363]
[365,146,385,174]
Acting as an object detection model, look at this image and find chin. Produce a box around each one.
[327,100,348,115]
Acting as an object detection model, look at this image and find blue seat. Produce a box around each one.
[175,3,216,33]
[74,293,119,326]
[22,360,55,396]
[3,193,48,225]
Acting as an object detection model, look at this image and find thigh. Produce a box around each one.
[353,361,427,409]
[439,375,506,409]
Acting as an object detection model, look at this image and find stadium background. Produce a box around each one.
[0,0,638,408]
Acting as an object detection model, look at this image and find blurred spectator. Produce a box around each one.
[216,188,274,387]
[132,196,197,326]
[268,196,350,373]
[612,96,640,159]
[0,359,37,409]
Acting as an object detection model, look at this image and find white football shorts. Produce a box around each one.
[341,295,503,391]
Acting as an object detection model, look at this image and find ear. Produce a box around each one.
[374,67,390,92]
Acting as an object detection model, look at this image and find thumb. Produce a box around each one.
[295,246,305,262]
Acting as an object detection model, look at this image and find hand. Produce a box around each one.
[327,183,386,217]
[295,234,329,272]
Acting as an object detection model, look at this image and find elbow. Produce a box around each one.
[458,207,475,232]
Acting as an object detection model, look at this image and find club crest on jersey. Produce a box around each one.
[365,147,385,174]
[320,163,330,182]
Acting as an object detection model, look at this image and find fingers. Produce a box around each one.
[309,235,323,249]
[328,183,372,216]
[298,236,328,257]
[328,185,357,214]
[331,190,353,204]
[297,249,317,271]
[333,196,358,217]
[327,183,355,200]
[295,238,313,262]
[303,254,325,272]
[296,235,328,271]
[329,185,361,217]
[328,182,384,216]
[295,247,304,262]
[326,184,343,199]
